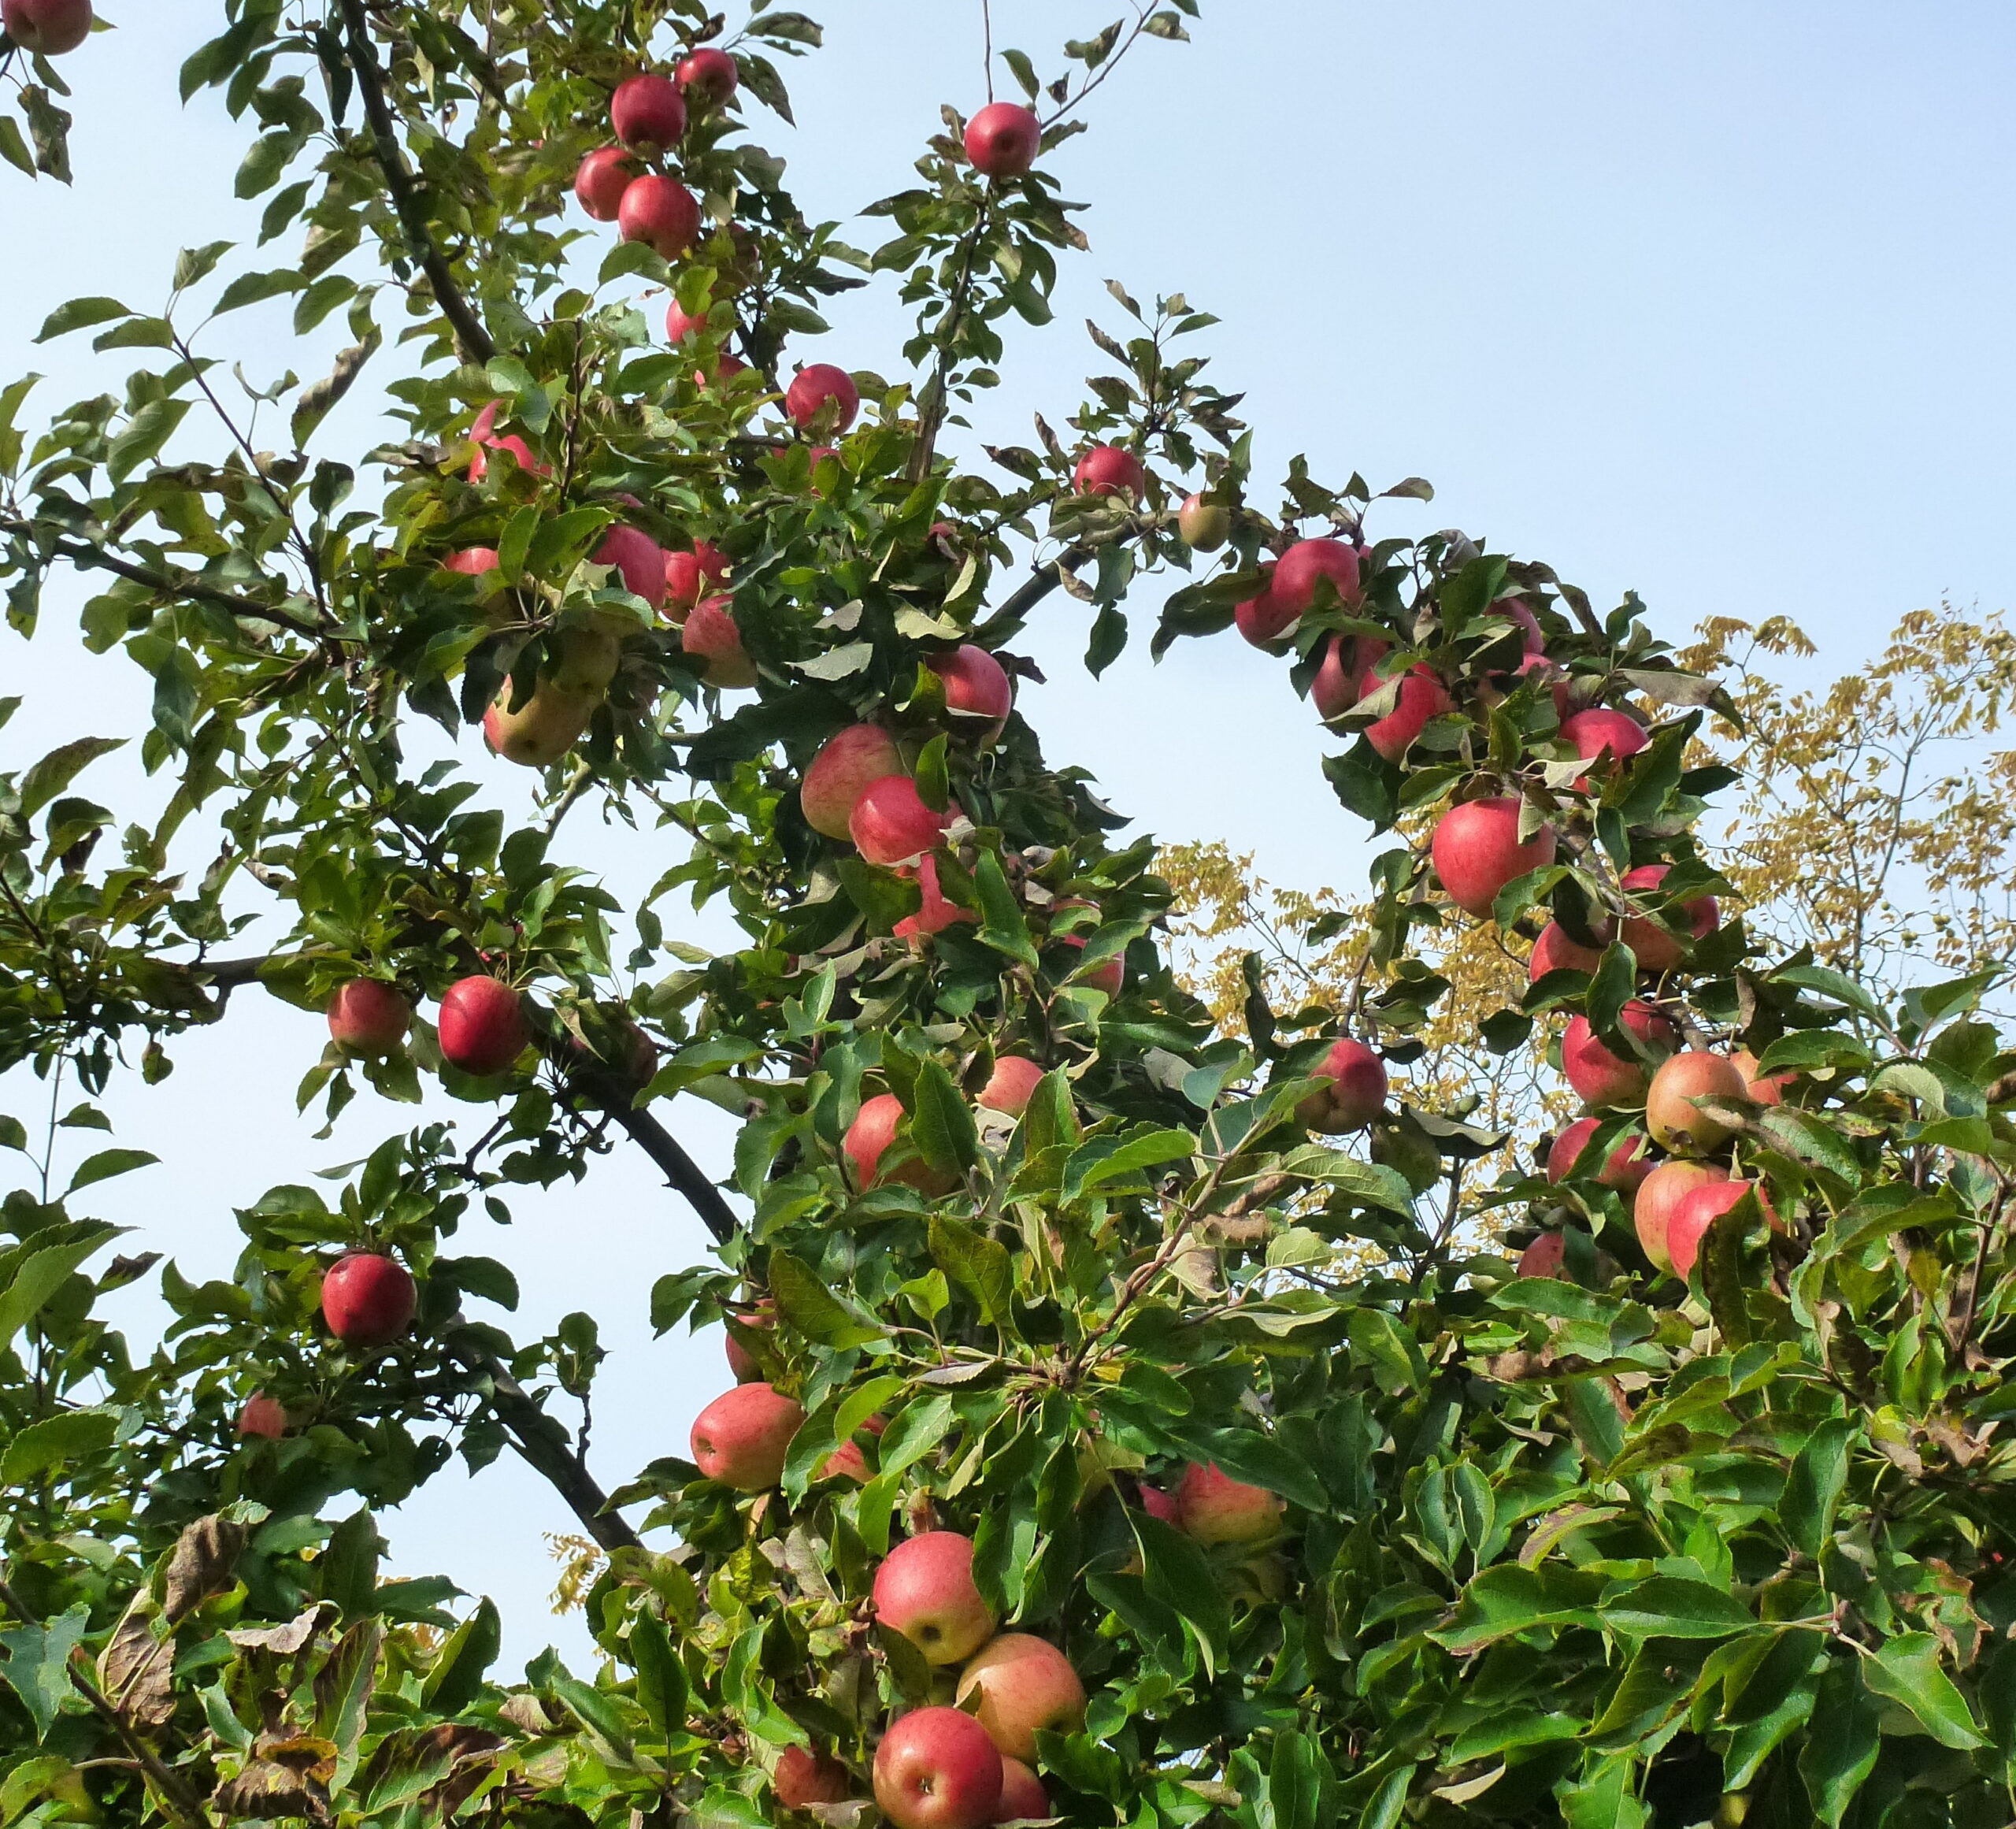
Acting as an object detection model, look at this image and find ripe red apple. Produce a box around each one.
[1138,1482,1180,1524]
[574,146,636,221]
[1178,492,1231,551]
[1620,863,1720,972]
[1560,1000,1676,1108]
[1269,537,1361,616]
[1358,664,1451,763]
[690,1381,804,1490]
[327,978,411,1057]
[665,298,708,345]
[676,46,739,105]
[683,595,758,688]
[994,1757,1047,1823]
[591,524,666,612]
[1175,1462,1283,1545]
[485,681,598,767]
[1295,1037,1388,1133]
[802,725,906,840]
[785,363,860,433]
[1633,1159,1727,1274]
[774,1746,851,1809]
[977,1056,1046,1118]
[1561,708,1648,781]
[2,0,91,55]
[1072,444,1145,501]
[965,101,1041,177]
[701,350,748,389]
[1545,1117,1650,1195]
[844,1092,958,1194]
[1431,798,1558,919]
[321,1252,417,1348]
[928,644,1014,740]
[1312,635,1361,720]
[1731,1048,1790,1107]
[664,540,729,617]
[1234,572,1292,647]
[873,1707,1003,1829]
[437,976,530,1076]
[1645,1049,1747,1155]
[1056,931,1123,996]
[821,1414,887,1482]
[610,73,686,151]
[1666,1178,1770,1280]
[237,1392,287,1438]
[1516,1232,1568,1280]
[617,174,701,258]
[441,546,501,580]
[850,776,951,866]
[955,1634,1087,1761]
[873,1531,995,1664]
[894,855,973,941]
[467,400,546,481]
[1529,922,1606,981]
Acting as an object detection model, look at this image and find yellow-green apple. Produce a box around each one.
[872,1531,995,1664]
[894,855,973,941]
[1620,863,1719,971]
[610,72,685,151]
[1431,797,1558,918]
[928,644,1013,742]
[774,1746,850,1809]
[2,0,91,54]
[321,1252,416,1347]
[1666,1178,1773,1280]
[785,363,859,433]
[485,680,598,766]
[843,1092,958,1194]
[689,1381,805,1490]
[436,976,529,1076]
[546,627,621,694]
[574,147,636,221]
[873,1707,1003,1829]
[993,1757,1047,1823]
[664,540,729,618]
[592,524,666,614]
[1645,1049,1747,1154]
[977,1055,1046,1118]
[676,46,738,105]
[1516,1232,1568,1280]
[1295,1037,1388,1133]
[1529,921,1607,981]
[1560,1000,1677,1107]
[1732,1049,1790,1106]
[1071,445,1145,500]
[803,725,905,840]
[1633,1159,1727,1274]
[1561,708,1648,783]
[965,101,1040,176]
[850,776,951,866]
[617,174,700,258]
[1176,1462,1283,1545]
[1545,1116,1650,1196]
[327,978,411,1057]
[683,595,758,688]
[1357,663,1451,762]
[1177,493,1231,551]
[955,1634,1086,1762]
[237,1392,287,1438]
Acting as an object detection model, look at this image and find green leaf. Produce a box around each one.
[1798,1662,1881,1825]
[173,240,234,290]
[1078,1127,1195,1192]
[0,1225,120,1349]
[973,849,1039,966]
[0,1603,87,1738]
[2,1408,117,1486]
[1861,1632,1984,1748]
[106,400,191,484]
[66,1148,158,1194]
[420,1597,497,1716]
[1429,1563,1606,1653]
[1781,1417,1855,1557]
[1600,1575,1754,1640]
[17,736,121,818]
[910,1058,976,1175]
[35,297,131,342]
[628,1610,687,1735]
[1133,1513,1229,1677]
[928,1214,1014,1328]
[767,1251,884,1349]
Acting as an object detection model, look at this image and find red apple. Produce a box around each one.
[1634,1159,1727,1274]
[690,1382,804,1490]
[994,1757,1048,1823]
[327,978,411,1057]
[484,681,598,767]
[1545,1117,1650,1195]
[928,644,1014,740]
[1175,1462,1283,1545]
[1312,635,1362,720]
[803,725,906,840]
[574,146,636,221]
[965,102,1041,177]
[441,546,501,579]
[1358,664,1451,763]
[774,1746,851,1809]
[894,854,973,941]
[1431,798,1558,919]
[676,46,739,106]
[724,1300,774,1382]
[1516,1232,1568,1280]
[1560,1000,1676,1107]
[1620,863,1720,972]
[1295,1037,1388,1133]
[1138,1483,1180,1524]
[237,1392,287,1439]
[850,776,951,866]
[977,1056,1046,1118]
[664,540,730,616]
[844,1092,958,1194]
[593,523,666,612]
[1529,922,1606,981]
[683,595,757,688]
[821,1414,887,1482]
[1178,492,1231,551]
[785,363,860,433]
[610,73,686,151]
[2,0,91,55]
[665,298,709,345]
[1072,445,1145,501]
[321,1252,417,1348]
[1645,1049,1747,1155]
[1233,572,1292,647]
[1732,1048,1790,1107]
[1269,536,1361,616]
[701,350,747,389]
[1562,708,1648,780]
[1666,1178,1771,1281]
[618,174,701,258]
[873,1531,995,1664]
[1056,931,1122,996]
[437,976,530,1077]
[874,1708,1003,1829]
[467,400,546,481]
[955,1634,1086,1761]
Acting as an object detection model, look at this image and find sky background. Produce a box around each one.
[2,1,2013,1670]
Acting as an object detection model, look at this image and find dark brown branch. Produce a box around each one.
[972,547,1088,644]
[596,1092,741,1247]
[336,0,497,367]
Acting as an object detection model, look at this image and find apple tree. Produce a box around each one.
[0,4,2012,1828]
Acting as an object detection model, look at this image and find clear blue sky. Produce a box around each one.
[2,2,2011,1667]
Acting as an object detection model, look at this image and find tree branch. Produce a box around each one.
[335,0,496,367]
[596,1091,741,1247]
[972,547,1090,644]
